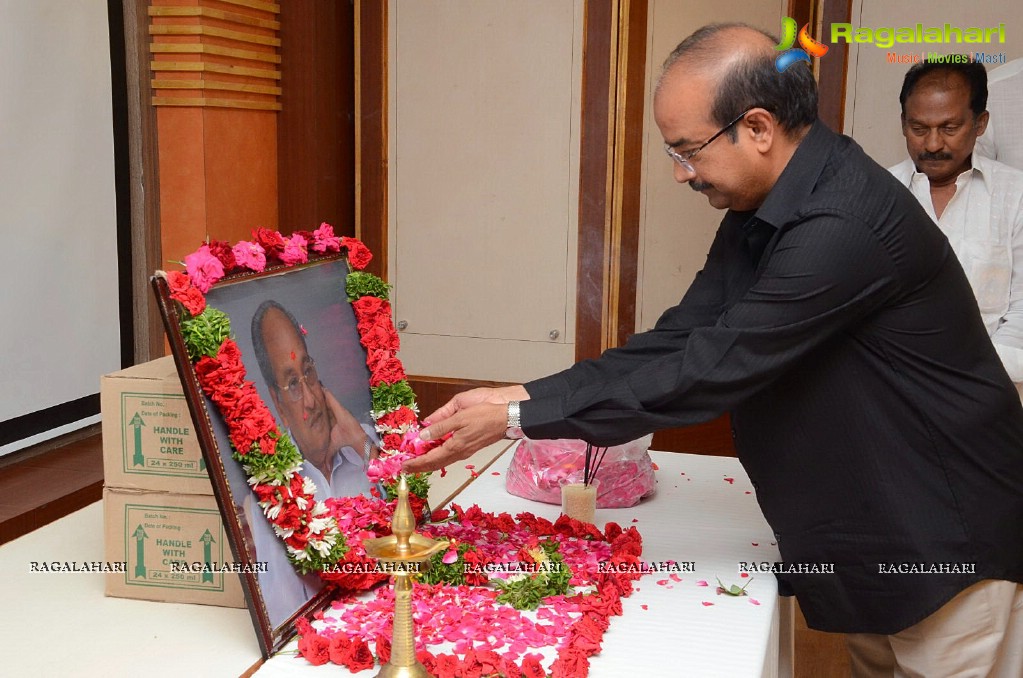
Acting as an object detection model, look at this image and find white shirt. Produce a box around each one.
[976,58,1023,171]
[889,154,1023,394]
[246,424,378,627]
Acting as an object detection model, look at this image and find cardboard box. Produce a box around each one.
[103,487,246,608]
[101,356,213,495]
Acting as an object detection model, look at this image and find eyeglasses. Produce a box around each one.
[277,360,319,403]
[663,108,754,173]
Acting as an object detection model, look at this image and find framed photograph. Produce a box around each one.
[153,254,379,656]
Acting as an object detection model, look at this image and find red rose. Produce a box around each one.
[207,239,237,271]
[294,616,313,635]
[255,431,278,456]
[521,655,546,678]
[341,236,373,270]
[377,407,419,430]
[274,503,303,532]
[343,638,376,672]
[252,484,278,504]
[462,548,490,586]
[550,648,589,678]
[166,270,206,316]
[375,634,391,664]
[491,512,517,534]
[473,650,502,675]
[572,614,605,650]
[298,633,330,666]
[416,650,437,674]
[583,609,610,632]
[328,635,352,665]
[433,654,459,678]
[458,649,484,678]
[285,527,310,551]
[224,385,276,453]
[370,357,407,387]
[253,227,286,259]
[603,521,624,542]
[430,507,451,522]
[351,296,392,324]
[381,432,403,451]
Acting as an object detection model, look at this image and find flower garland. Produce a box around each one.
[296,504,645,678]
[163,224,437,574]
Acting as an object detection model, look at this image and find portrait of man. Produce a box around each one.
[198,259,379,630]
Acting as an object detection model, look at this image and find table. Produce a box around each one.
[256,449,794,678]
[0,441,510,678]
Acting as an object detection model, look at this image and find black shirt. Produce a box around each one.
[520,120,1023,633]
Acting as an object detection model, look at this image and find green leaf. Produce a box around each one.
[371,381,417,413]
[715,576,752,596]
[345,271,391,301]
[180,307,232,361]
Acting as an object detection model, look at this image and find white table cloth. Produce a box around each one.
[257,449,793,678]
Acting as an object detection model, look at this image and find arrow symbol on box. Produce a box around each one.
[200,529,215,583]
[129,413,145,467]
[132,524,148,578]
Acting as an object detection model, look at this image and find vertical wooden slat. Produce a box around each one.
[276,2,355,235]
[576,0,616,362]
[355,0,388,281]
[124,0,164,362]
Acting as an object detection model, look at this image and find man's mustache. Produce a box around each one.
[690,180,713,192]
[918,151,953,162]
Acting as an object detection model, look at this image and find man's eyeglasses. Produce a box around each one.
[277,360,319,402]
[663,108,754,173]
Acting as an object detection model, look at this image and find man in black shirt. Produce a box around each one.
[407,23,1023,674]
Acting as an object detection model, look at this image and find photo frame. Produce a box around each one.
[153,251,381,656]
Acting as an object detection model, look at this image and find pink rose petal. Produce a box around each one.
[702,602,715,606]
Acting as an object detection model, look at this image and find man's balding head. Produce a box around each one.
[656,23,817,140]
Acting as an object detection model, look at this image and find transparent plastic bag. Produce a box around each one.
[505,435,656,508]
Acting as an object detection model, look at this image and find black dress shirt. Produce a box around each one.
[520,120,1023,634]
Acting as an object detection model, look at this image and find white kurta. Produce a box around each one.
[890,153,1023,396]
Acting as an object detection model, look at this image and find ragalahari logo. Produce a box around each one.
[774,17,829,72]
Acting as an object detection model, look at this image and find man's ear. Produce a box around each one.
[974,110,990,137]
[743,108,776,152]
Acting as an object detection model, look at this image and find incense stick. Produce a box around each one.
[587,446,609,487]
[583,443,592,487]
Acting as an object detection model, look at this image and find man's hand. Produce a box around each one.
[423,384,530,427]
[324,388,369,453]
[402,402,508,473]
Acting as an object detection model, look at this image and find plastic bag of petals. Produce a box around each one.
[505,435,656,508]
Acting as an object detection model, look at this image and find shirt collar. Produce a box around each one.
[897,153,991,195]
[749,119,835,231]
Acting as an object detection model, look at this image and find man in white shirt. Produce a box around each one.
[889,59,1023,397]
[976,58,1023,170]
[245,299,380,626]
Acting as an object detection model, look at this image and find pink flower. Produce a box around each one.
[280,233,309,266]
[367,454,404,483]
[232,240,267,272]
[183,245,225,293]
[312,222,342,253]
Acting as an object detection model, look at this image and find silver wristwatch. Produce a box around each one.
[506,401,524,439]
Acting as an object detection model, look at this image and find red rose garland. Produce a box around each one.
[164,225,649,676]
[164,224,435,574]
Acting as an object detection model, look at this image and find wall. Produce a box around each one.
[0,1,120,456]
[844,0,1023,167]
[387,0,583,383]
[637,0,784,332]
